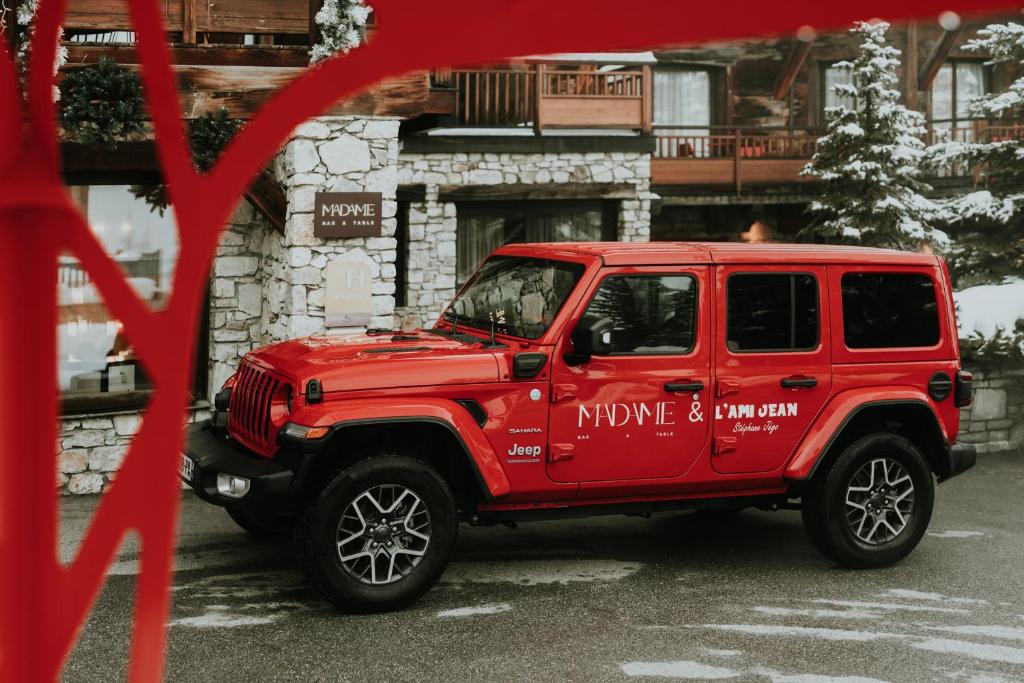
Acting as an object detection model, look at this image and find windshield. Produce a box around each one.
[443,256,586,340]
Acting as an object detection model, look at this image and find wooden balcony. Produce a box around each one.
[926,120,1024,177]
[448,63,652,133]
[64,0,311,41]
[652,126,819,190]
[651,121,1024,188]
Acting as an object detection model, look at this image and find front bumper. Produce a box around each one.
[180,420,302,512]
[944,441,977,481]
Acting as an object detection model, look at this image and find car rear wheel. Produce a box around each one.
[801,433,934,568]
[298,455,457,612]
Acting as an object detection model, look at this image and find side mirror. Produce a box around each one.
[564,317,614,366]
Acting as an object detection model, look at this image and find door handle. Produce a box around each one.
[664,380,704,393]
[717,378,740,398]
[781,376,818,389]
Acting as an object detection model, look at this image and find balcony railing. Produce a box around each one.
[450,63,652,133]
[653,121,1024,187]
[652,126,819,189]
[926,120,1024,177]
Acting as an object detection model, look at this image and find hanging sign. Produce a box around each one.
[314,192,383,238]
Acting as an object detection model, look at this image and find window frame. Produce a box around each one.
[724,271,821,354]
[651,64,718,127]
[58,179,211,416]
[839,271,942,351]
[583,272,700,357]
[818,61,857,120]
[929,59,990,129]
[454,199,618,286]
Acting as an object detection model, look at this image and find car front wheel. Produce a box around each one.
[802,433,934,568]
[298,455,458,612]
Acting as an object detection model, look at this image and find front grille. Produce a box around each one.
[228,362,282,454]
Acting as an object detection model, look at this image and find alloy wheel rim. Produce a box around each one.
[844,457,915,546]
[336,484,431,585]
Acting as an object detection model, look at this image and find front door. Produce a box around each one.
[711,266,832,474]
[547,266,712,483]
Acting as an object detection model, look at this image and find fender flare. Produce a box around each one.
[290,398,511,499]
[785,389,949,481]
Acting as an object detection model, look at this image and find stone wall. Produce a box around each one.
[266,116,400,337]
[209,200,273,397]
[58,406,210,494]
[396,150,653,328]
[959,362,1024,454]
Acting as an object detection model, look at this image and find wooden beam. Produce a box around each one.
[438,182,637,203]
[919,26,965,91]
[309,0,323,51]
[64,0,183,32]
[61,141,162,185]
[641,64,653,134]
[61,141,285,235]
[182,0,197,45]
[65,44,312,68]
[772,40,812,100]
[60,59,432,119]
[245,170,286,235]
[905,23,919,109]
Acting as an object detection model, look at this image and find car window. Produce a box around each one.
[447,256,585,340]
[727,273,819,352]
[582,274,698,355]
[841,272,940,348]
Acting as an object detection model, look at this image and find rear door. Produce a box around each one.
[711,266,832,474]
[547,266,713,483]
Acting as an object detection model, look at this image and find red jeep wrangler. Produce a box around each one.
[181,242,976,611]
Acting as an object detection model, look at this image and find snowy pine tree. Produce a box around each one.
[802,21,943,251]
[928,21,1024,282]
[4,0,68,99]
[310,0,372,64]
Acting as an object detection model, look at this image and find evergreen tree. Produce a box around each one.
[928,21,1024,283]
[802,21,943,251]
[310,0,372,64]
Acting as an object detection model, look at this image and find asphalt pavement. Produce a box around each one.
[61,451,1024,682]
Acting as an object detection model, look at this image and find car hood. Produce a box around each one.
[244,330,502,393]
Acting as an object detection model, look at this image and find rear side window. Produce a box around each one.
[841,272,940,348]
[583,274,698,354]
[727,273,819,352]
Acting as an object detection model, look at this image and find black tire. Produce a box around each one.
[298,455,457,612]
[801,433,934,568]
[226,507,293,539]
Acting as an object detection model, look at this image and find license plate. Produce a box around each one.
[178,453,195,483]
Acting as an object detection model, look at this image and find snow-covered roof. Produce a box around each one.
[520,52,658,65]
[953,279,1024,338]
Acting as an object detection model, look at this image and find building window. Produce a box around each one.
[726,273,819,353]
[822,63,856,113]
[931,61,987,137]
[455,201,616,285]
[66,31,137,44]
[583,275,698,355]
[60,185,208,413]
[653,68,712,157]
[841,273,940,349]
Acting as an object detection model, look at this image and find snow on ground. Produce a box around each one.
[953,279,1024,338]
